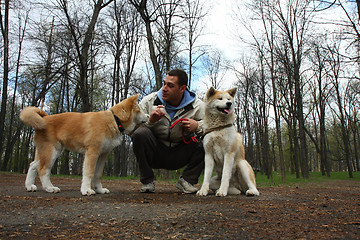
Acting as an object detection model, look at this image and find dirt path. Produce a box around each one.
[0,172,359,239]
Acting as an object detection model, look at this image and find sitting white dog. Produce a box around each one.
[197,87,259,197]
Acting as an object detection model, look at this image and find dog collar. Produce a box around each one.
[111,111,125,132]
[203,124,233,136]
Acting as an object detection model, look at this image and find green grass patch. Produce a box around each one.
[255,171,360,187]
[2,171,358,187]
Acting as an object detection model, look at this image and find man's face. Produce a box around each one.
[162,74,186,107]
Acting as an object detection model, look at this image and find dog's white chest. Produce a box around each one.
[101,135,122,152]
[204,129,235,162]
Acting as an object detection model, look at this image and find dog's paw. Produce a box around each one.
[44,186,61,193]
[246,189,259,196]
[196,189,209,196]
[26,184,37,192]
[81,188,96,196]
[95,187,110,194]
[215,189,228,197]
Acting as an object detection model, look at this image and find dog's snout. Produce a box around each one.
[226,102,232,107]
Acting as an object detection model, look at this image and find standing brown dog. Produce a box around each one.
[20,94,147,195]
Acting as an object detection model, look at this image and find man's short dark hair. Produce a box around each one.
[167,69,188,87]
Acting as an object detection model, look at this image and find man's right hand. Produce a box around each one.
[149,105,165,123]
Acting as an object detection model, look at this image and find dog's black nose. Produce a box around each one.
[226,102,232,107]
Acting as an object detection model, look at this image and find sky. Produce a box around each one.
[4,0,354,98]
[192,0,248,93]
[203,0,350,58]
[193,0,353,93]
[203,0,240,60]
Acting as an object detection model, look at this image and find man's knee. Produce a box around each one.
[131,126,153,143]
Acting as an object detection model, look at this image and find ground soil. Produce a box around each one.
[0,172,359,240]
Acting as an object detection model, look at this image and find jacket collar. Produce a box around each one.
[154,96,194,113]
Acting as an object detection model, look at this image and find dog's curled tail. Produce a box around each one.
[20,107,48,130]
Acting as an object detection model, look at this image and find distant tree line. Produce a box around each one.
[232,0,360,181]
[0,0,358,181]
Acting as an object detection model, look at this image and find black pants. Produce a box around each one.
[131,126,204,185]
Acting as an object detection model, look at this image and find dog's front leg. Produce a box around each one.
[197,153,214,196]
[81,148,99,196]
[216,153,235,197]
[92,152,110,194]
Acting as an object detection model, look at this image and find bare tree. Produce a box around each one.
[347,81,360,171]
[59,0,113,112]
[232,59,257,169]
[308,36,332,177]
[241,0,286,182]
[1,2,30,171]
[0,0,10,164]
[156,0,182,72]
[201,50,228,89]
[30,17,56,106]
[270,0,313,178]
[130,0,198,89]
[314,0,360,41]
[181,0,206,88]
[129,0,163,89]
[105,0,141,103]
[104,0,142,176]
[327,38,354,178]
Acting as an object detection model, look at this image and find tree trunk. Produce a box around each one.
[60,151,70,175]
[294,63,309,178]
[62,0,113,112]
[130,0,162,89]
[335,86,353,178]
[0,0,10,163]
[1,8,28,171]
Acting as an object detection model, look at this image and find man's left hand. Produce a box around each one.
[181,118,198,133]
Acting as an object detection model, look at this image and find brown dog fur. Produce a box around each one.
[20,94,147,195]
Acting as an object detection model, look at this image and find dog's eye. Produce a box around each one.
[219,98,222,100]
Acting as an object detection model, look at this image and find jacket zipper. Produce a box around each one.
[168,115,181,148]
[167,106,193,148]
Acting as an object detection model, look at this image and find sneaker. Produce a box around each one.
[140,182,155,193]
[176,176,198,194]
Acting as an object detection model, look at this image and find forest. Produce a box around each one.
[0,0,359,182]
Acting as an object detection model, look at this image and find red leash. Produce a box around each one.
[170,118,198,144]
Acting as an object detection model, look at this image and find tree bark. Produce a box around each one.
[129,0,162,89]
[62,0,113,112]
[0,0,10,163]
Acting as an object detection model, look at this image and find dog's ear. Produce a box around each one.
[205,87,216,102]
[111,94,140,122]
[111,104,130,122]
[129,93,140,108]
[129,94,140,108]
[227,88,237,98]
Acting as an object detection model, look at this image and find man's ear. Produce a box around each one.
[180,85,187,92]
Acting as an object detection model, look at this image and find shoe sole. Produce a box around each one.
[140,189,155,193]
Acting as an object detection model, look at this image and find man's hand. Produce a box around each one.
[149,105,165,123]
[181,118,198,133]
